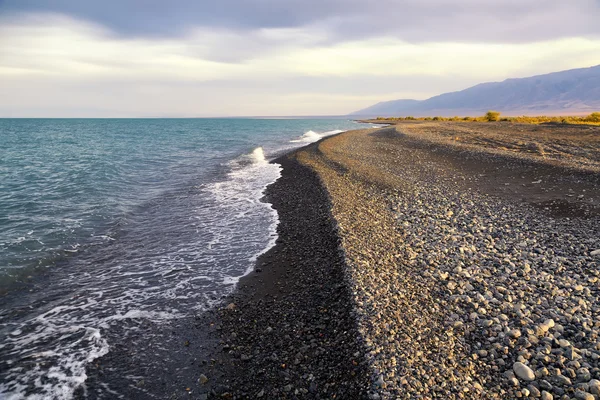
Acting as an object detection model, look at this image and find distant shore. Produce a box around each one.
[202,121,600,398]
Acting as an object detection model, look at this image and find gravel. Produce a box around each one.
[298,126,600,399]
[200,154,370,398]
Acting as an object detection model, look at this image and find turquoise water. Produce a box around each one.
[0,118,364,399]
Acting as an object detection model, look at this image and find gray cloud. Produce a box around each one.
[1,0,599,44]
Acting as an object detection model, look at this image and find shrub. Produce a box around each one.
[586,112,600,123]
[485,110,501,122]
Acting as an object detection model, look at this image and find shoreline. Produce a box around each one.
[167,121,600,399]
[196,138,371,398]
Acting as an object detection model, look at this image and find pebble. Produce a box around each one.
[541,391,553,400]
[574,391,594,400]
[514,362,536,381]
[589,379,600,395]
[298,125,600,399]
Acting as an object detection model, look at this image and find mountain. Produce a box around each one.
[350,65,600,117]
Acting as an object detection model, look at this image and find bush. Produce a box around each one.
[485,110,501,122]
[586,112,600,123]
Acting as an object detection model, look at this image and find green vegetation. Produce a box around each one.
[374,112,600,126]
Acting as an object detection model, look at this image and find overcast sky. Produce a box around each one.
[1,0,600,117]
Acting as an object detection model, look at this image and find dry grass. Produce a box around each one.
[373,112,600,126]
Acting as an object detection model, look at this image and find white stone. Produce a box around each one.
[541,391,553,400]
[513,362,535,381]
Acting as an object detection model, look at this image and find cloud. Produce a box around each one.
[1,0,599,44]
[1,5,600,116]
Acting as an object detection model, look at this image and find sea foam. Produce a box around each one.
[290,129,343,143]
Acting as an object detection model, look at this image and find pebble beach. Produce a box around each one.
[206,121,600,399]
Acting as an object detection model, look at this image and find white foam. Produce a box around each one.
[250,147,267,163]
[103,309,180,323]
[290,129,343,143]
[205,147,282,288]
[0,319,109,400]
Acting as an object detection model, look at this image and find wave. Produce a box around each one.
[206,147,281,286]
[290,129,344,143]
[0,147,282,400]
[250,147,267,164]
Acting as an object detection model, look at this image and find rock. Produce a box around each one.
[527,384,541,397]
[565,347,578,360]
[553,375,572,386]
[574,391,594,400]
[558,339,571,348]
[589,379,600,395]
[199,374,209,385]
[590,249,600,256]
[539,319,555,333]
[256,389,264,397]
[541,391,553,400]
[536,368,550,379]
[577,368,591,382]
[508,329,522,339]
[514,362,536,381]
[225,303,236,311]
[539,380,553,390]
[283,384,293,393]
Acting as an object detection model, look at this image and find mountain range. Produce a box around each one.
[351,65,600,117]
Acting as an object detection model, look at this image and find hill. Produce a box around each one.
[351,65,600,117]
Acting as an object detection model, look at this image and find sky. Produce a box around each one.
[1,0,600,117]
